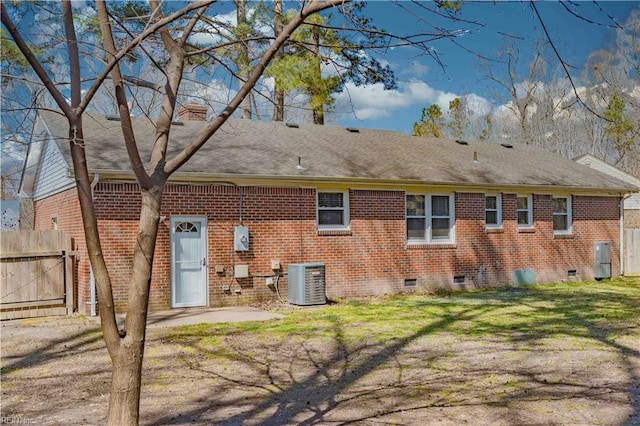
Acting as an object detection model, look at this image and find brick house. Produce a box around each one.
[21,106,639,314]
[573,154,640,275]
[573,154,640,228]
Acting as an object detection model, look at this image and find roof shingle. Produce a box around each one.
[37,110,638,192]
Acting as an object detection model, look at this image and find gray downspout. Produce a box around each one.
[620,194,631,277]
[89,173,100,316]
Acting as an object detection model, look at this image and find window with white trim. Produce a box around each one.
[552,195,572,234]
[406,194,455,243]
[317,191,349,228]
[517,195,533,227]
[485,194,502,228]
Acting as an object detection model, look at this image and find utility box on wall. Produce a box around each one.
[594,242,611,279]
[234,226,249,251]
[513,268,535,285]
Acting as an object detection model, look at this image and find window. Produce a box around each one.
[406,194,455,243]
[517,195,533,227]
[553,195,572,234]
[175,222,199,233]
[406,194,426,239]
[317,191,349,228]
[485,194,502,228]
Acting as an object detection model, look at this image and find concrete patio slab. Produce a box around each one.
[113,306,285,328]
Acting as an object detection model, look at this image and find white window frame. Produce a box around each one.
[517,194,533,228]
[317,190,349,229]
[485,193,502,228]
[406,193,455,244]
[552,195,572,235]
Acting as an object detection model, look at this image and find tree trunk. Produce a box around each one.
[310,25,324,125]
[272,0,284,121]
[106,188,163,425]
[236,0,252,119]
[107,338,145,425]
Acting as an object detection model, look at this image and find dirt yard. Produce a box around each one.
[2,299,640,425]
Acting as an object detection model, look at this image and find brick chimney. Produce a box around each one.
[177,103,208,121]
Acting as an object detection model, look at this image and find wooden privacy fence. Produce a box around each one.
[1,230,75,320]
[626,228,640,276]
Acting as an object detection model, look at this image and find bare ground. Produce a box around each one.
[1,312,640,425]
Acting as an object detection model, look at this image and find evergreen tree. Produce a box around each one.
[413,104,445,138]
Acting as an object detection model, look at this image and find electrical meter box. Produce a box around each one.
[234,226,249,251]
[594,242,611,279]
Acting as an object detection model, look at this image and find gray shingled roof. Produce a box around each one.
[37,110,638,192]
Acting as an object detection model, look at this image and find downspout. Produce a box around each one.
[89,173,100,316]
[620,193,631,277]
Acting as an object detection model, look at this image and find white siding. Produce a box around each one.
[575,155,640,210]
[33,137,75,201]
[627,194,640,210]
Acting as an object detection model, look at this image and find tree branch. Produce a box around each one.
[79,1,217,114]
[530,1,605,119]
[61,1,81,112]
[164,0,349,174]
[120,75,166,93]
[95,1,151,190]
[1,2,71,116]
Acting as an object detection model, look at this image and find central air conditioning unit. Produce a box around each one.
[288,262,326,306]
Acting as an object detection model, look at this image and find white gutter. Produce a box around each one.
[89,173,100,317]
[67,169,636,196]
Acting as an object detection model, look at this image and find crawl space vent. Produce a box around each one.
[404,279,417,287]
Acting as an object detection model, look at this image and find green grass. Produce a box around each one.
[162,277,640,348]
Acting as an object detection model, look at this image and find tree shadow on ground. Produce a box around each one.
[1,321,103,375]
[149,305,491,425]
[0,318,108,422]
[146,282,640,425]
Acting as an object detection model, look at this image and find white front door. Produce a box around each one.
[171,217,207,307]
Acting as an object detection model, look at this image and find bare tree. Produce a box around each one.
[581,10,640,175]
[272,0,285,121]
[2,1,349,423]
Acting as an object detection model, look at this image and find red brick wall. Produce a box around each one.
[35,183,622,313]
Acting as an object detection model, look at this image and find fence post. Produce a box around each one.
[63,233,75,315]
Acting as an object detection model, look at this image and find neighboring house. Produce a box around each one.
[574,154,640,228]
[21,106,640,315]
[574,154,640,276]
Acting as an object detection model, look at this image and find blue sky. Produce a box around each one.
[1,0,637,175]
[332,1,639,134]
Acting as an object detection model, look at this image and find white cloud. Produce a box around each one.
[334,79,460,120]
[435,92,457,112]
[189,9,236,46]
[1,133,28,178]
[202,79,235,107]
[463,93,492,117]
[190,7,271,47]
